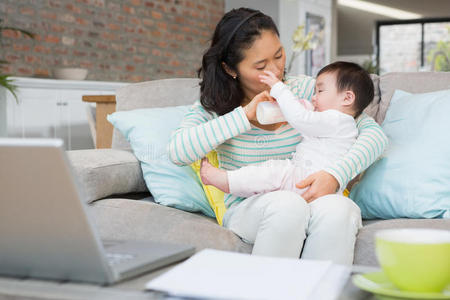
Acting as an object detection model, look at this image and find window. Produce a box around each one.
[376,18,450,74]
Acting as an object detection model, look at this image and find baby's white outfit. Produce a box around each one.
[228,81,358,197]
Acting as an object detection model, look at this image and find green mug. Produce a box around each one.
[375,228,450,293]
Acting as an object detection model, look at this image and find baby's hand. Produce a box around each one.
[259,70,280,88]
[300,98,315,111]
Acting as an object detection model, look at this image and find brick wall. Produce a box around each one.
[0,0,224,82]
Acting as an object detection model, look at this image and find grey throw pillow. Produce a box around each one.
[67,149,147,203]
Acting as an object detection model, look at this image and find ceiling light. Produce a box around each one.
[338,0,423,19]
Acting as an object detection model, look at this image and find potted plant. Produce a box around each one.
[0,18,34,101]
[427,26,450,72]
[0,18,34,136]
[286,25,316,74]
[361,58,380,74]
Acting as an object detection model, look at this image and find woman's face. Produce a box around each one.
[235,30,286,103]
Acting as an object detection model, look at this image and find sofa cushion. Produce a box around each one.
[89,198,252,254]
[113,78,201,150]
[354,219,450,266]
[364,74,381,122]
[107,106,216,217]
[67,149,147,203]
[351,89,450,219]
[377,72,450,123]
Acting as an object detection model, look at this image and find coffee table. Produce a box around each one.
[0,264,379,300]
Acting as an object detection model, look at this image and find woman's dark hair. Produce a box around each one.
[317,61,374,118]
[198,8,279,116]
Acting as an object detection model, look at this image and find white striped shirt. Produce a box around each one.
[168,75,388,208]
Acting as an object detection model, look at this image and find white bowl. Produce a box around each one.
[53,68,88,80]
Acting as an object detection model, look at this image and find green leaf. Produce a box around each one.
[1,26,35,38]
[0,74,18,103]
[0,22,34,104]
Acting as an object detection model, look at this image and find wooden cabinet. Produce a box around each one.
[0,77,128,150]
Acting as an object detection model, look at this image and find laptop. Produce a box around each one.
[0,138,195,285]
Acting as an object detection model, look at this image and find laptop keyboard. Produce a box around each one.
[106,253,136,266]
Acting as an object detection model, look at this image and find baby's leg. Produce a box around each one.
[228,159,296,197]
[200,158,230,193]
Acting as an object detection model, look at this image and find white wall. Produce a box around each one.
[337,0,450,56]
[225,0,279,25]
[337,54,373,65]
[224,0,334,76]
[278,0,301,75]
[297,0,333,75]
[0,89,6,137]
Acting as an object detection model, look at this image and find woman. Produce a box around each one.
[168,8,387,265]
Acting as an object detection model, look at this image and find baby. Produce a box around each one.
[200,61,374,198]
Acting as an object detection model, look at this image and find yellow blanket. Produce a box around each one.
[190,151,227,225]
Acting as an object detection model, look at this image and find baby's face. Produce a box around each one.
[311,72,345,112]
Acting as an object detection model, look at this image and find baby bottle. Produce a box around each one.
[257,99,313,124]
[256,101,285,125]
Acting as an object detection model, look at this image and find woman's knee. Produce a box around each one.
[262,191,309,221]
[226,191,309,245]
[313,194,360,212]
[311,194,362,226]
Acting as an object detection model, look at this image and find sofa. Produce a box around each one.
[68,72,450,266]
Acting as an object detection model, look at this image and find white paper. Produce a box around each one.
[308,264,351,300]
[146,249,348,300]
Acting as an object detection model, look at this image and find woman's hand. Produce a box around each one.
[296,170,339,203]
[243,91,275,121]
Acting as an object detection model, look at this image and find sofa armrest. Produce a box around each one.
[67,149,147,203]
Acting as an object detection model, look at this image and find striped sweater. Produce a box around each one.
[168,75,388,208]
